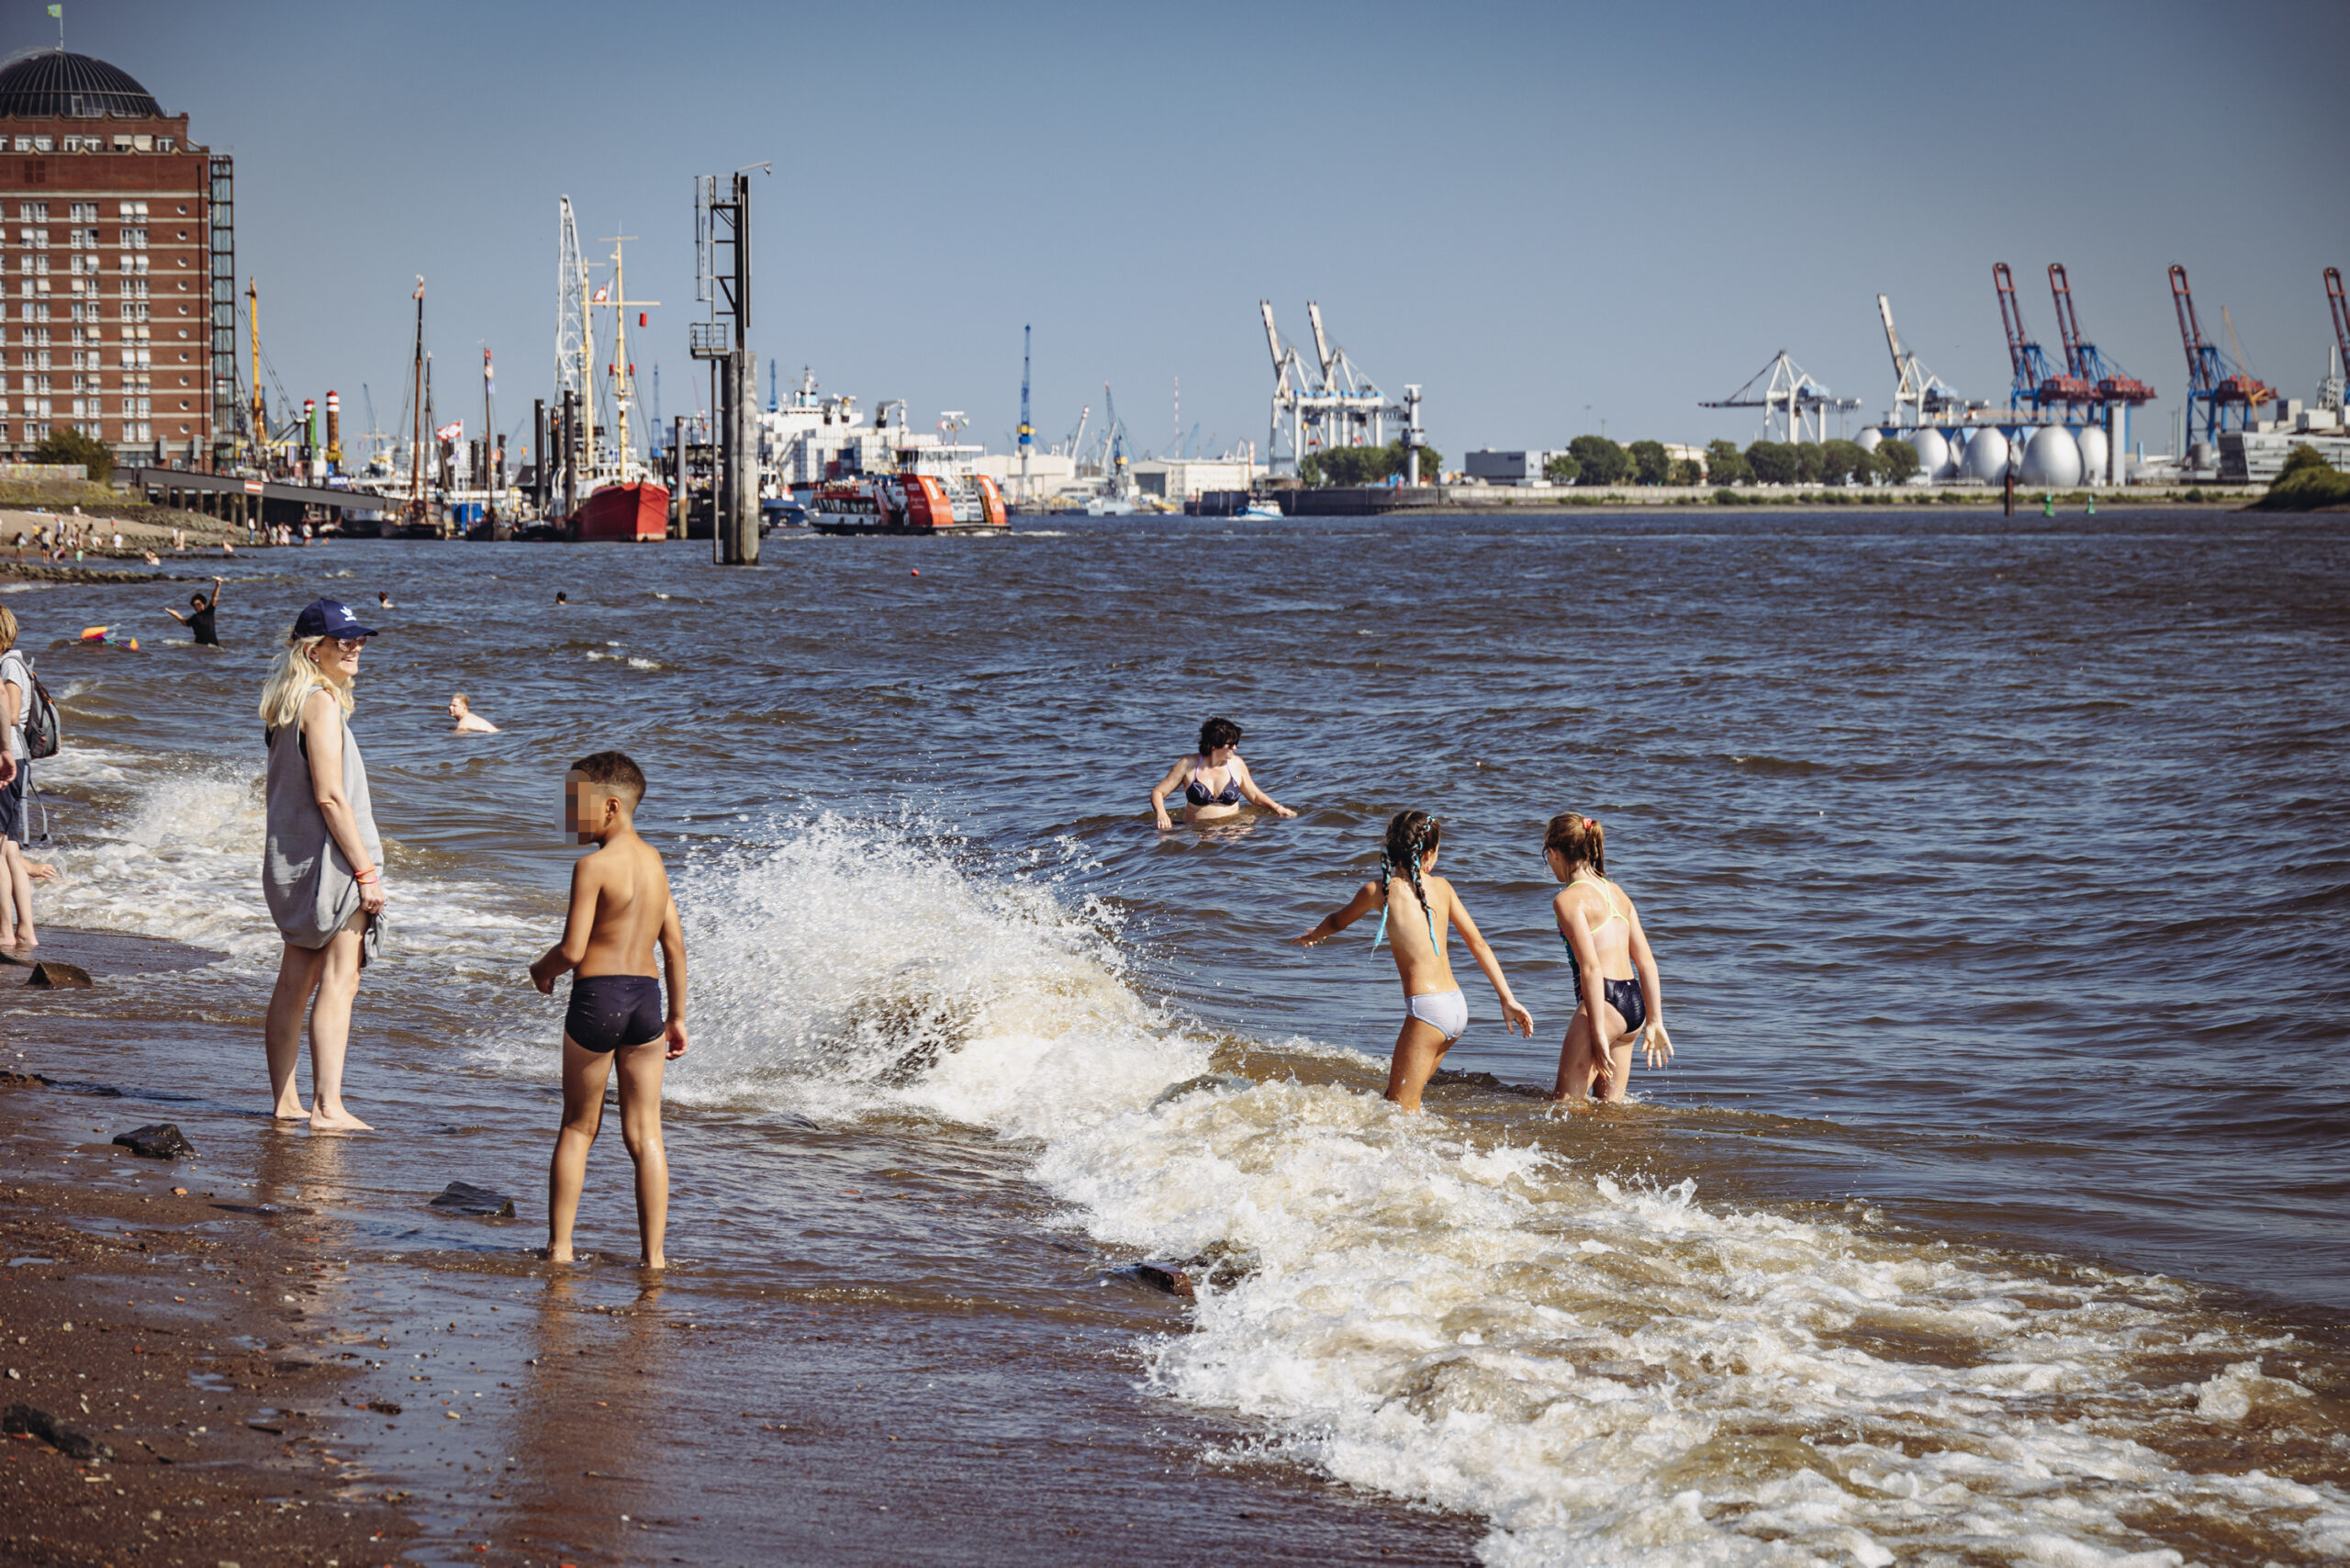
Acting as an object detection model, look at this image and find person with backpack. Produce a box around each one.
[0,604,54,949]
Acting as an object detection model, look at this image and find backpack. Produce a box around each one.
[3,651,59,760]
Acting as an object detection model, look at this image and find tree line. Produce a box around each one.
[1295,431,1929,488]
[1541,434,1922,488]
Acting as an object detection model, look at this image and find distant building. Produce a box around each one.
[1463,449,1557,485]
[0,50,230,465]
[1130,456,1258,501]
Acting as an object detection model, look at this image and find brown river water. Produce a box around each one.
[7,508,2347,1564]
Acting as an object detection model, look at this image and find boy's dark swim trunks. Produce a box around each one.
[565,974,665,1053]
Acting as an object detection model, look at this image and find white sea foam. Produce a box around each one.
[32,743,541,980]
[602,816,2350,1565]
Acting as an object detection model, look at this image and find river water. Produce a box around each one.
[13,508,2349,1564]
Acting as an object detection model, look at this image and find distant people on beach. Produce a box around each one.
[1542,813,1672,1103]
[166,577,225,646]
[449,693,498,734]
[259,598,386,1132]
[1291,810,1532,1113]
[1149,717,1297,830]
[0,606,40,949]
[377,591,396,610]
[530,751,689,1269]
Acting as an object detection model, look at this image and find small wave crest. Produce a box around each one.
[473,812,2350,1562]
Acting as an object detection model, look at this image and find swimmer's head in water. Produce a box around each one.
[1198,716,1242,756]
[565,749,646,842]
[1542,812,1605,877]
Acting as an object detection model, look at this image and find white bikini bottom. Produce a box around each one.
[1404,988,1468,1043]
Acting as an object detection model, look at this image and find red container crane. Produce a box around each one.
[2048,264,2154,405]
[1994,263,2092,413]
[2327,267,2350,370]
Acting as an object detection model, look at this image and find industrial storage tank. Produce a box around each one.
[2075,426,2110,484]
[1909,429,1953,481]
[1962,427,2010,484]
[1857,428,1884,452]
[2019,426,2083,487]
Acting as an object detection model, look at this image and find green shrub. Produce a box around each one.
[34,427,111,483]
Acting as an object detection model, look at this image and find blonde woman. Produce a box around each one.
[260,599,386,1130]
[0,605,38,948]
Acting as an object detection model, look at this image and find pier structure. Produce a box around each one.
[0,49,231,469]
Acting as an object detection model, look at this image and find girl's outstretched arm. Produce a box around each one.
[1292,881,1382,946]
[1449,891,1534,1036]
[1626,899,1673,1068]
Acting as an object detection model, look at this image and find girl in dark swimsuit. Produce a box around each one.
[1149,716,1299,829]
[1544,812,1673,1103]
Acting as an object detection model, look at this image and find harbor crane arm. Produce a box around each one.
[1306,302,1337,390]
[1993,263,2031,381]
[2048,263,2087,378]
[1876,294,1908,379]
[1259,301,1283,376]
[2329,268,2350,366]
[2170,264,2214,397]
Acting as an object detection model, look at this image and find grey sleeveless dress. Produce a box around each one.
[263,681,381,949]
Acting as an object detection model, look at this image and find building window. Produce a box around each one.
[17,227,46,248]
[8,140,27,156]
[117,201,147,218]
[158,139,173,152]
[68,202,95,222]
[29,137,50,153]
[16,203,44,221]
[121,304,149,322]
[119,228,146,249]
[133,135,152,152]
[110,136,130,151]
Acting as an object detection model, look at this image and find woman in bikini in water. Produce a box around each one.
[1149,717,1297,830]
[1544,812,1673,1103]
[1292,810,1533,1113]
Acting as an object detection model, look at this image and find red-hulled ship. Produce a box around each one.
[576,479,669,542]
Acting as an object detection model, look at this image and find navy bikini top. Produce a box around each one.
[1184,761,1242,807]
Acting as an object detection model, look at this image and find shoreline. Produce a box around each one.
[0,932,1488,1566]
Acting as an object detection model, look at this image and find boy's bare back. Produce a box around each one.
[572,832,673,979]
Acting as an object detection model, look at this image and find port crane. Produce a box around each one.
[1017,325,1033,503]
[2169,263,2275,448]
[1994,263,2091,415]
[1259,300,1398,474]
[2324,268,2350,413]
[2047,264,2154,409]
[1700,349,1859,443]
[1874,295,1972,427]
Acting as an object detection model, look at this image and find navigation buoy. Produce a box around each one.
[911,568,920,577]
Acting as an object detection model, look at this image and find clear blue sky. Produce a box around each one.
[36,0,2350,459]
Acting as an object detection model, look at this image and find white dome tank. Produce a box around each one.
[2019,426,2083,488]
[1962,427,2010,484]
[1857,428,1884,452]
[1909,428,1952,480]
[2074,426,2109,483]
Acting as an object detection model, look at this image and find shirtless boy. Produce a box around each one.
[1292,810,1533,1112]
[529,751,688,1267]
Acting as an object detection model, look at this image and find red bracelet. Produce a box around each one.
[354,868,379,884]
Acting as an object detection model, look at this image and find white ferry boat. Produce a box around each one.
[810,442,1008,535]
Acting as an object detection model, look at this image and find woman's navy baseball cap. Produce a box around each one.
[293,598,379,640]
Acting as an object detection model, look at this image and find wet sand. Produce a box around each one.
[0,934,1483,1566]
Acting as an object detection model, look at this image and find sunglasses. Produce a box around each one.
[333,636,368,651]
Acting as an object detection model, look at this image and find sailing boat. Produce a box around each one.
[561,211,667,542]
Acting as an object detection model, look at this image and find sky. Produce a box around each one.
[26,0,2350,462]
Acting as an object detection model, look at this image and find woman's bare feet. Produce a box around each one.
[271,1102,309,1123]
[307,1105,373,1131]
[642,1252,666,1270]
[545,1244,576,1263]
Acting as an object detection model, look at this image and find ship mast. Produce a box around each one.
[405,277,426,525]
[599,234,657,483]
[555,198,592,475]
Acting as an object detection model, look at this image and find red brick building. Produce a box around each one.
[0,50,232,465]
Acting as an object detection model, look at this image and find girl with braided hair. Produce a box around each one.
[1543,812,1673,1103]
[1292,810,1534,1113]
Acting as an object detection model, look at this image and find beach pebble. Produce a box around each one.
[428,1181,516,1218]
[112,1124,195,1159]
[23,961,94,990]
[1131,1262,1195,1298]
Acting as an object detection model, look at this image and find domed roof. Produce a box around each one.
[0,51,162,118]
